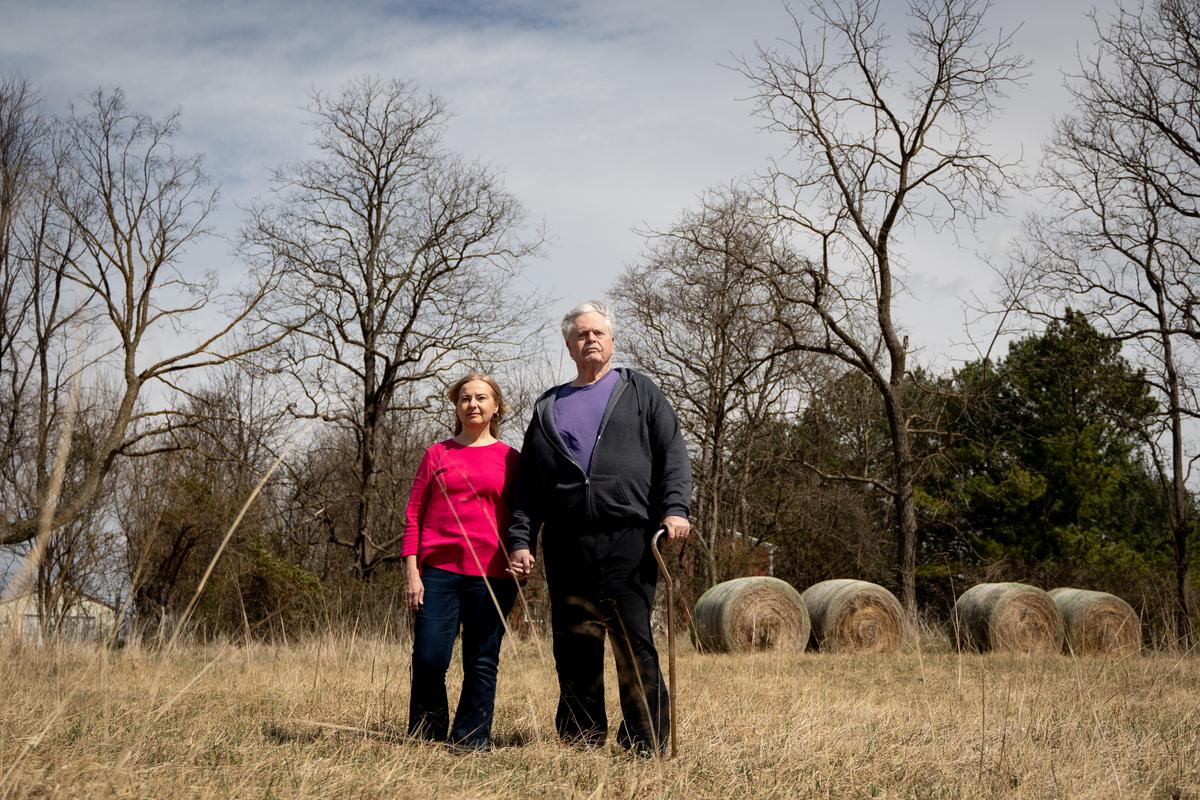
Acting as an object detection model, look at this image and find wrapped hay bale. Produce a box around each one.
[692,577,810,653]
[954,582,1064,654]
[1048,588,1141,657]
[800,579,906,653]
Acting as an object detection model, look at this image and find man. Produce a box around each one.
[507,300,691,755]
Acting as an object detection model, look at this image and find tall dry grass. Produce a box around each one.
[1,632,1197,799]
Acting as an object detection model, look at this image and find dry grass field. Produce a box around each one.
[1,634,1198,799]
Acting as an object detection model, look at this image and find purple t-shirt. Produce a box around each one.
[554,369,619,475]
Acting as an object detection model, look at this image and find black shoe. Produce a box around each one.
[616,721,666,757]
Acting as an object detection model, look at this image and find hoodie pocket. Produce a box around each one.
[551,479,587,519]
[588,473,642,521]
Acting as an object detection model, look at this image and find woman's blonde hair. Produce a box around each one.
[446,373,509,438]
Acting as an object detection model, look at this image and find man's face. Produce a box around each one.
[566,311,614,372]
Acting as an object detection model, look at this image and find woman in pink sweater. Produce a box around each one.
[402,373,521,750]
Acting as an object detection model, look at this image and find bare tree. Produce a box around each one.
[34,489,117,641]
[613,186,809,584]
[1072,0,1200,228]
[117,366,292,638]
[0,74,85,546]
[738,0,1028,617]
[0,75,41,385]
[746,368,896,589]
[241,76,542,577]
[1,84,280,548]
[1008,0,1200,643]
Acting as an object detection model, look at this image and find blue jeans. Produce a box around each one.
[408,566,517,748]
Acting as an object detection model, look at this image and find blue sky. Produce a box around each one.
[1,0,1108,372]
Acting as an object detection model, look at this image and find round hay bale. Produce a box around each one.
[954,582,1064,654]
[692,577,810,653]
[800,579,906,653]
[1048,587,1141,657]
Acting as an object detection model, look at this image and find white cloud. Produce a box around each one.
[1,0,1104,369]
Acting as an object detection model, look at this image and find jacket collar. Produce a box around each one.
[535,367,629,419]
[534,367,631,465]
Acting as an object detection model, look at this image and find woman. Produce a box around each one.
[402,373,521,751]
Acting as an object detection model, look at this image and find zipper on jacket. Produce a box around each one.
[591,375,629,471]
[584,374,627,518]
[536,369,629,520]
[536,399,588,480]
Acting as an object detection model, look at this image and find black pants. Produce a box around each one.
[542,523,669,753]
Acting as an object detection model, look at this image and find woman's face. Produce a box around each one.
[456,380,498,430]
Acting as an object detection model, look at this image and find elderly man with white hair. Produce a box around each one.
[507,300,691,756]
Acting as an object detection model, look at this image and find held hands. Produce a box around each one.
[661,515,690,541]
[508,548,535,579]
[507,526,682,578]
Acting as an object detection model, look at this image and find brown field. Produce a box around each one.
[1,635,1198,799]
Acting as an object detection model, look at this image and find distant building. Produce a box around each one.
[731,530,778,577]
[0,591,119,644]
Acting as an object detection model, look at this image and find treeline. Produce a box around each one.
[0,73,544,640]
[2,0,1198,647]
[620,298,1191,644]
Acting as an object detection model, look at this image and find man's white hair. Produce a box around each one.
[561,300,616,341]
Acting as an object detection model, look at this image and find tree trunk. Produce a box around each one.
[881,353,917,622]
[1165,347,1193,647]
[889,409,918,624]
[356,406,378,579]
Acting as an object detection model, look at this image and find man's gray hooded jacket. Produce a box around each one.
[506,367,691,553]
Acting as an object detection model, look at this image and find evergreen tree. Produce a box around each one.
[930,311,1165,578]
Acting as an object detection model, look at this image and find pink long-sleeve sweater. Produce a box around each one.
[401,439,520,579]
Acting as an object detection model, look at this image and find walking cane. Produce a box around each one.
[650,527,677,758]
